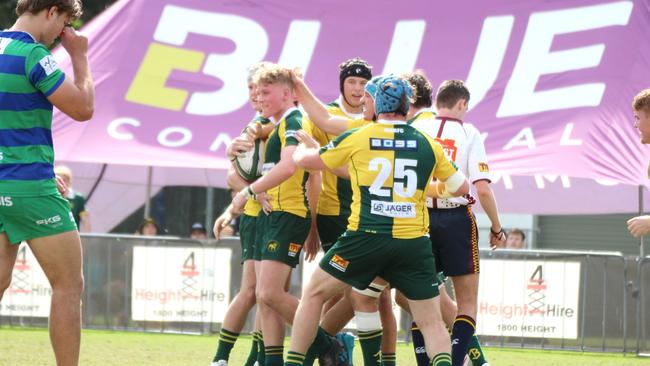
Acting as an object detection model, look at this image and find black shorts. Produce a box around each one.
[428,205,479,277]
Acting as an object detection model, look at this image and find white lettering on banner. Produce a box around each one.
[370,200,416,218]
[0,244,51,318]
[466,15,514,111]
[107,117,235,153]
[107,117,140,140]
[477,260,580,339]
[594,179,619,186]
[154,5,269,115]
[208,133,232,152]
[382,20,426,75]
[559,123,583,146]
[534,174,571,189]
[157,127,192,148]
[503,127,536,150]
[277,20,321,74]
[491,174,514,190]
[131,246,231,322]
[497,1,634,117]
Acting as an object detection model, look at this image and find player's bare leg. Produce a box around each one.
[408,297,452,365]
[0,233,19,301]
[378,289,397,365]
[28,230,84,366]
[285,267,348,365]
[213,259,258,364]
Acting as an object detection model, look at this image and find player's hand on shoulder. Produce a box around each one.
[296,130,318,149]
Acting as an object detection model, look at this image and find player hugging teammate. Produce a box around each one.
[213,61,503,366]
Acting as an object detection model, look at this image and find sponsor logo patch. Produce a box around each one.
[39,55,59,76]
[288,243,302,257]
[478,162,489,172]
[369,138,417,151]
[370,200,416,218]
[329,254,349,272]
[35,215,61,226]
[261,162,275,175]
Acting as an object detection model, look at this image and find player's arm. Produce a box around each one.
[466,128,505,246]
[226,165,248,191]
[304,171,322,261]
[47,27,94,121]
[291,71,349,135]
[249,145,297,194]
[428,141,469,197]
[79,211,91,233]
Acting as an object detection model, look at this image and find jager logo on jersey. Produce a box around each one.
[369,138,417,151]
[288,243,302,257]
[479,162,489,172]
[329,254,349,272]
[0,196,13,207]
[267,241,279,252]
[371,200,415,218]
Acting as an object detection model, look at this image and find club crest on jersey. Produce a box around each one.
[479,162,489,172]
[267,241,279,252]
[329,254,349,272]
[369,138,417,151]
[39,55,59,76]
[288,243,302,257]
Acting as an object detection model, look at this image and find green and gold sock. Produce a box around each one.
[212,328,239,362]
[430,352,452,366]
[244,331,260,366]
[468,335,488,366]
[381,352,396,365]
[284,351,305,366]
[358,329,382,366]
[265,345,284,366]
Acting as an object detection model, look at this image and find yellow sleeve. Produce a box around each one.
[432,140,459,180]
[347,118,370,130]
[319,129,357,170]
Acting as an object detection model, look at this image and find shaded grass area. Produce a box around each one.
[0,327,647,365]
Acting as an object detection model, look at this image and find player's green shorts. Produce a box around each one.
[0,194,77,244]
[239,214,257,263]
[259,211,310,268]
[317,214,348,253]
[320,231,439,300]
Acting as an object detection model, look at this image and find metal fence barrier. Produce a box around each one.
[0,234,648,356]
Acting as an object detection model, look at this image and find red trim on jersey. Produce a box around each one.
[435,116,463,138]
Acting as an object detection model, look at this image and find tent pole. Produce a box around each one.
[144,166,153,218]
[640,185,645,258]
[205,187,214,238]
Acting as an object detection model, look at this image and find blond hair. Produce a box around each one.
[633,89,650,113]
[54,165,72,181]
[253,64,293,89]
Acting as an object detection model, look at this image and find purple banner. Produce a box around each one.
[52,0,650,186]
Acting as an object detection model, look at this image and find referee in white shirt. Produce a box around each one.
[411,80,505,366]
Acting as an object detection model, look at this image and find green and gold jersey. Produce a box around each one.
[308,101,371,217]
[242,114,271,217]
[319,120,458,239]
[262,107,310,218]
[0,31,65,196]
[408,108,436,124]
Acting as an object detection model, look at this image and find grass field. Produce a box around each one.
[0,327,646,365]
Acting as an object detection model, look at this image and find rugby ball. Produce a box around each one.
[234,139,265,182]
